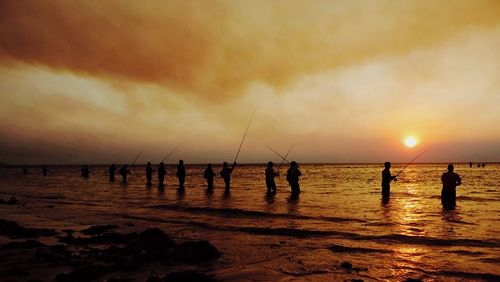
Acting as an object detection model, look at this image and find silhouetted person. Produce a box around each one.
[22,165,28,175]
[482,163,486,167]
[381,162,397,198]
[146,162,154,186]
[157,162,166,188]
[42,165,48,176]
[469,161,472,168]
[441,164,461,209]
[478,163,481,167]
[119,165,130,184]
[286,161,302,196]
[204,163,215,190]
[220,162,236,191]
[109,164,116,182]
[81,165,90,178]
[176,160,186,189]
[265,161,279,194]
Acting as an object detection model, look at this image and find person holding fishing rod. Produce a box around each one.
[145,162,154,186]
[221,111,255,192]
[441,164,461,209]
[381,162,397,198]
[119,148,145,185]
[203,163,216,191]
[265,144,294,194]
[286,161,302,197]
[157,162,166,188]
[176,160,186,190]
[220,161,236,192]
[381,148,430,199]
[109,164,116,182]
[265,161,279,194]
[119,164,130,184]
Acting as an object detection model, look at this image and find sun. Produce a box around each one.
[403,136,418,148]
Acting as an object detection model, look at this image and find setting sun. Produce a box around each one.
[404,136,418,148]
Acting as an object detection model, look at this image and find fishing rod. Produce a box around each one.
[394,148,431,178]
[265,145,291,164]
[276,143,294,173]
[161,146,178,163]
[233,111,256,164]
[130,147,145,167]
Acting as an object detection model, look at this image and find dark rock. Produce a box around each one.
[33,246,68,263]
[404,279,422,282]
[146,276,162,282]
[0,218,57,238]
[63,229,75,235]
[127,228,174,256]
[0,197,19,205]
[173,240,221,264]
[349,279,364,282]
[81,224,118,235]
[60,232,137,245]
[1,239,46,249]
[49,244,67,253]
[3,266,29,277]
[55,264,108,282]
[107,277,135,282]
[340,261,353,270]
[164,270,218,282]
[86,232,137,244]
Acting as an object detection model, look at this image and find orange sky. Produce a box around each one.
[1,0,500,164]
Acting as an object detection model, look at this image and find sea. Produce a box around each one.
[0,163,499,281]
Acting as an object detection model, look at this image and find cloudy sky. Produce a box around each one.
[1,0,499,164]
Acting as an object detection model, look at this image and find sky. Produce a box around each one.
[1,0,500,164]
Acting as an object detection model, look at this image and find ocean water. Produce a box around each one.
[0,163,499,281]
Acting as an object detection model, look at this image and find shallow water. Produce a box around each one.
[0,163,499,281]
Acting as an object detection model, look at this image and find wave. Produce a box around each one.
[354,234,500,248]
[444,250,485,256]
[434,270,500,281]
[148,204,366,223]
[429,195,499,202]
[479,257,500,264]
[119,214,500,247]
[328,244,392,254]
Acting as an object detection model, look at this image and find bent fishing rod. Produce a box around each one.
[232,111,256,165]
[394,148,431,178]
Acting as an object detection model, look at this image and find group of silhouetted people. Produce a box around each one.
[20,160,467,208]
[469,161,487,168]
[382,162,462,209]
[101,159,303,196]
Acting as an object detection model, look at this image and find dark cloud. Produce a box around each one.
[1,0,499,98]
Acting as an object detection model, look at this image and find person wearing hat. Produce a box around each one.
[286,161,302,196]
[265,161,279,194]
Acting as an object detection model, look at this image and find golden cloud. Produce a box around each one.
[1,0,499,98]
